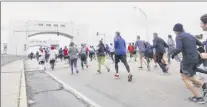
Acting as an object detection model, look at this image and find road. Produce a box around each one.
[24,58,207,107]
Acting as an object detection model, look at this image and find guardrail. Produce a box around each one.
[1,54,27,66]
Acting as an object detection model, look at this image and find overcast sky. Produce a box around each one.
[1,2,207,48]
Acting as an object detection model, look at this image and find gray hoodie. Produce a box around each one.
[167,38,175,48]
[69,46,79,59]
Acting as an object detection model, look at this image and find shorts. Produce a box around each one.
[39,61,45,65]
[50,59,55,64]
[80,54,87,62]
[180,61,197,77]
[64,55,68,59]
[139,52,145,57]
[115,54,127,63]
[132,51,137,55]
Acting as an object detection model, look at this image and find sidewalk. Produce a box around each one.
[1,60,26,107]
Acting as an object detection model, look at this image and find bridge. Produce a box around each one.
[1,19,207,107]
[1,53,207,107]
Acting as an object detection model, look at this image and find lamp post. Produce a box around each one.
[96,32,106,43]
[133,7,149,42]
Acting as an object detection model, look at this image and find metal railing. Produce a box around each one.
[1,54,26,66]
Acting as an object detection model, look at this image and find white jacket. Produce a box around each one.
[39,51,45,62]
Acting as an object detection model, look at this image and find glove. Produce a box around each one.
[197,46,205,53]
[171,55,175,59]
[171,52,176,59]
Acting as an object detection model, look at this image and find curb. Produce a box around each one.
[45,71,102,107]
[18,60,28,107]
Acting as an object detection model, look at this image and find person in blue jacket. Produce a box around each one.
[171,23,207,103]
[114,31,132,82]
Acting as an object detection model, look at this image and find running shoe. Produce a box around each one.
[114,74,119,79]
[138,66,143,69]
[107,68,110,72]
[188,96,205,104]
[97,70,101,73]
[128,74,133,82]
[202,83,207,98]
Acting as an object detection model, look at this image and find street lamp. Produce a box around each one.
[97,32,106,43]
[133,7,149,42]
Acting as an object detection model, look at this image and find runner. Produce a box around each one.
[36,51,39,61]
[63,46,69,63]
[109,43,115,62]
[199,14,207,98]
[92,46,96,60]
[114,32,132,82]
[167,35,181,64]
[132,42,137,62]
[96,40,110,73]
[80,44,88,70]
[38,47,46,71]
[152,33,169,74]
[84,44,89,59]
[49,46,58,70]
[105,44,110,58]
[68,42,79,74]
[58,47,63,61]
[30,52,34,60]
[171,23,207,103]
[128,43,134,62]
[135,36,146,69]
[45,47,50,63]
[89,46,95,61]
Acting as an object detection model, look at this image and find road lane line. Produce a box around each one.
[45,71,102,107]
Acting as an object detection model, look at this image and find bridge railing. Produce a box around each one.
[1,54,27,66]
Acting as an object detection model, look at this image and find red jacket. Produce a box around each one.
[128,45,134,52]
[63,48,68,56]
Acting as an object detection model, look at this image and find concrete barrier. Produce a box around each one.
[1,55,26,66]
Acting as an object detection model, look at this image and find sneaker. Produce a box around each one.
[97,70,101,73]
[76,70,79,74]
[71,72,74,75]
[163,72,170,76]
[128,74,133,82]
[114,74,119,79]
[188,96,205,104]
[138,66,143,69]
[154,65,158,68]
[166,66,169,72]
[202,83,207,98]
[107,68,110,72]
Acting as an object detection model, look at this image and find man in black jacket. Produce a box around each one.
[171,23,207,103]
[152,33,169,74]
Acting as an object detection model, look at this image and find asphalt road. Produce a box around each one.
[24,60,87,107]
[24,58,207,107]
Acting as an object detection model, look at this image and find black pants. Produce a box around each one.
[115,54,130,73]
[156,52,167,72]
[110,52,115,61]
[89,52,95,61]
[80,54,87,68]
[50,59,55,68]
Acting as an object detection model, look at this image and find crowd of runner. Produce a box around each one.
[28,14,207,104]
